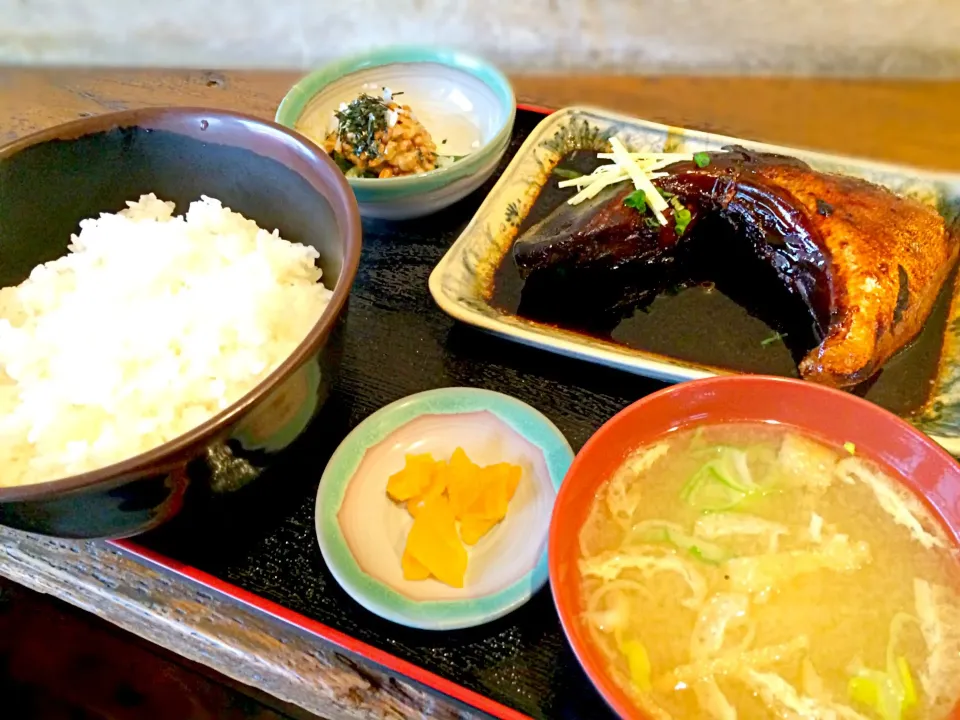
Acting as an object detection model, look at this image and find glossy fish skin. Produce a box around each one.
[513,148,959,388]
[511,183,683,327]
[513,182,680,275]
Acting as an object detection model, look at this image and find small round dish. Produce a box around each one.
[276,46,516,220]
[316,387,572,630]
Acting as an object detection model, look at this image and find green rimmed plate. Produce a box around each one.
[429,106,960,456]
[315,387,573,630]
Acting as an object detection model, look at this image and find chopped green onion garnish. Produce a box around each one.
[330,151,353,174]
[844,441,856,455]
[666,196,693,236]
[760,332,788,347]
[553,167,583,180]
[693,152,711,168]
[624,189,648,213]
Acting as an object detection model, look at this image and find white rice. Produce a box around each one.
[0,194,333,487]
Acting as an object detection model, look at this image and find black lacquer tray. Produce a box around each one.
[115,107,647,720]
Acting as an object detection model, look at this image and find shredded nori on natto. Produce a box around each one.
[334,94,390,159]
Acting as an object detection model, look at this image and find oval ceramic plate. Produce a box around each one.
[428,105,960,455]
[315,387,573,630]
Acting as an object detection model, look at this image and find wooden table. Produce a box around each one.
[1,69,959,720]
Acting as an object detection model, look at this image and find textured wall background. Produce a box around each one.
[1,0,959,76]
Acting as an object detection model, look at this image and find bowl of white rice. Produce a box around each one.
[0,107,361,538]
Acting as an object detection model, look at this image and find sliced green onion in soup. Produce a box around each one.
[897,657,918,708]
[687,543,727,564]
[619,638,653,692]
[682,448,769,512]
[847,613,922,720]
[681,464,748,512]
[630,521,731,564]
[848,675,880,709]
[848,669,904,720]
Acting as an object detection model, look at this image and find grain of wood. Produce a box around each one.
[0,529,477,720]
[3,70,960,170]
[0,578,300,719]
[0,68,959,720]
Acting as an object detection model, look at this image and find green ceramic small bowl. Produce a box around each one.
[276,47,516,220]
[315,387,572,630]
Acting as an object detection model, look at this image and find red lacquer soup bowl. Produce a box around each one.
[548,375,960,719]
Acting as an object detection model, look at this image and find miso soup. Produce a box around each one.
[578,424,960,719]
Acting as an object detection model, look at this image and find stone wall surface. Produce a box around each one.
[1,0,959,76]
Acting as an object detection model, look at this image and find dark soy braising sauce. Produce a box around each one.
[490,150,952,416]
